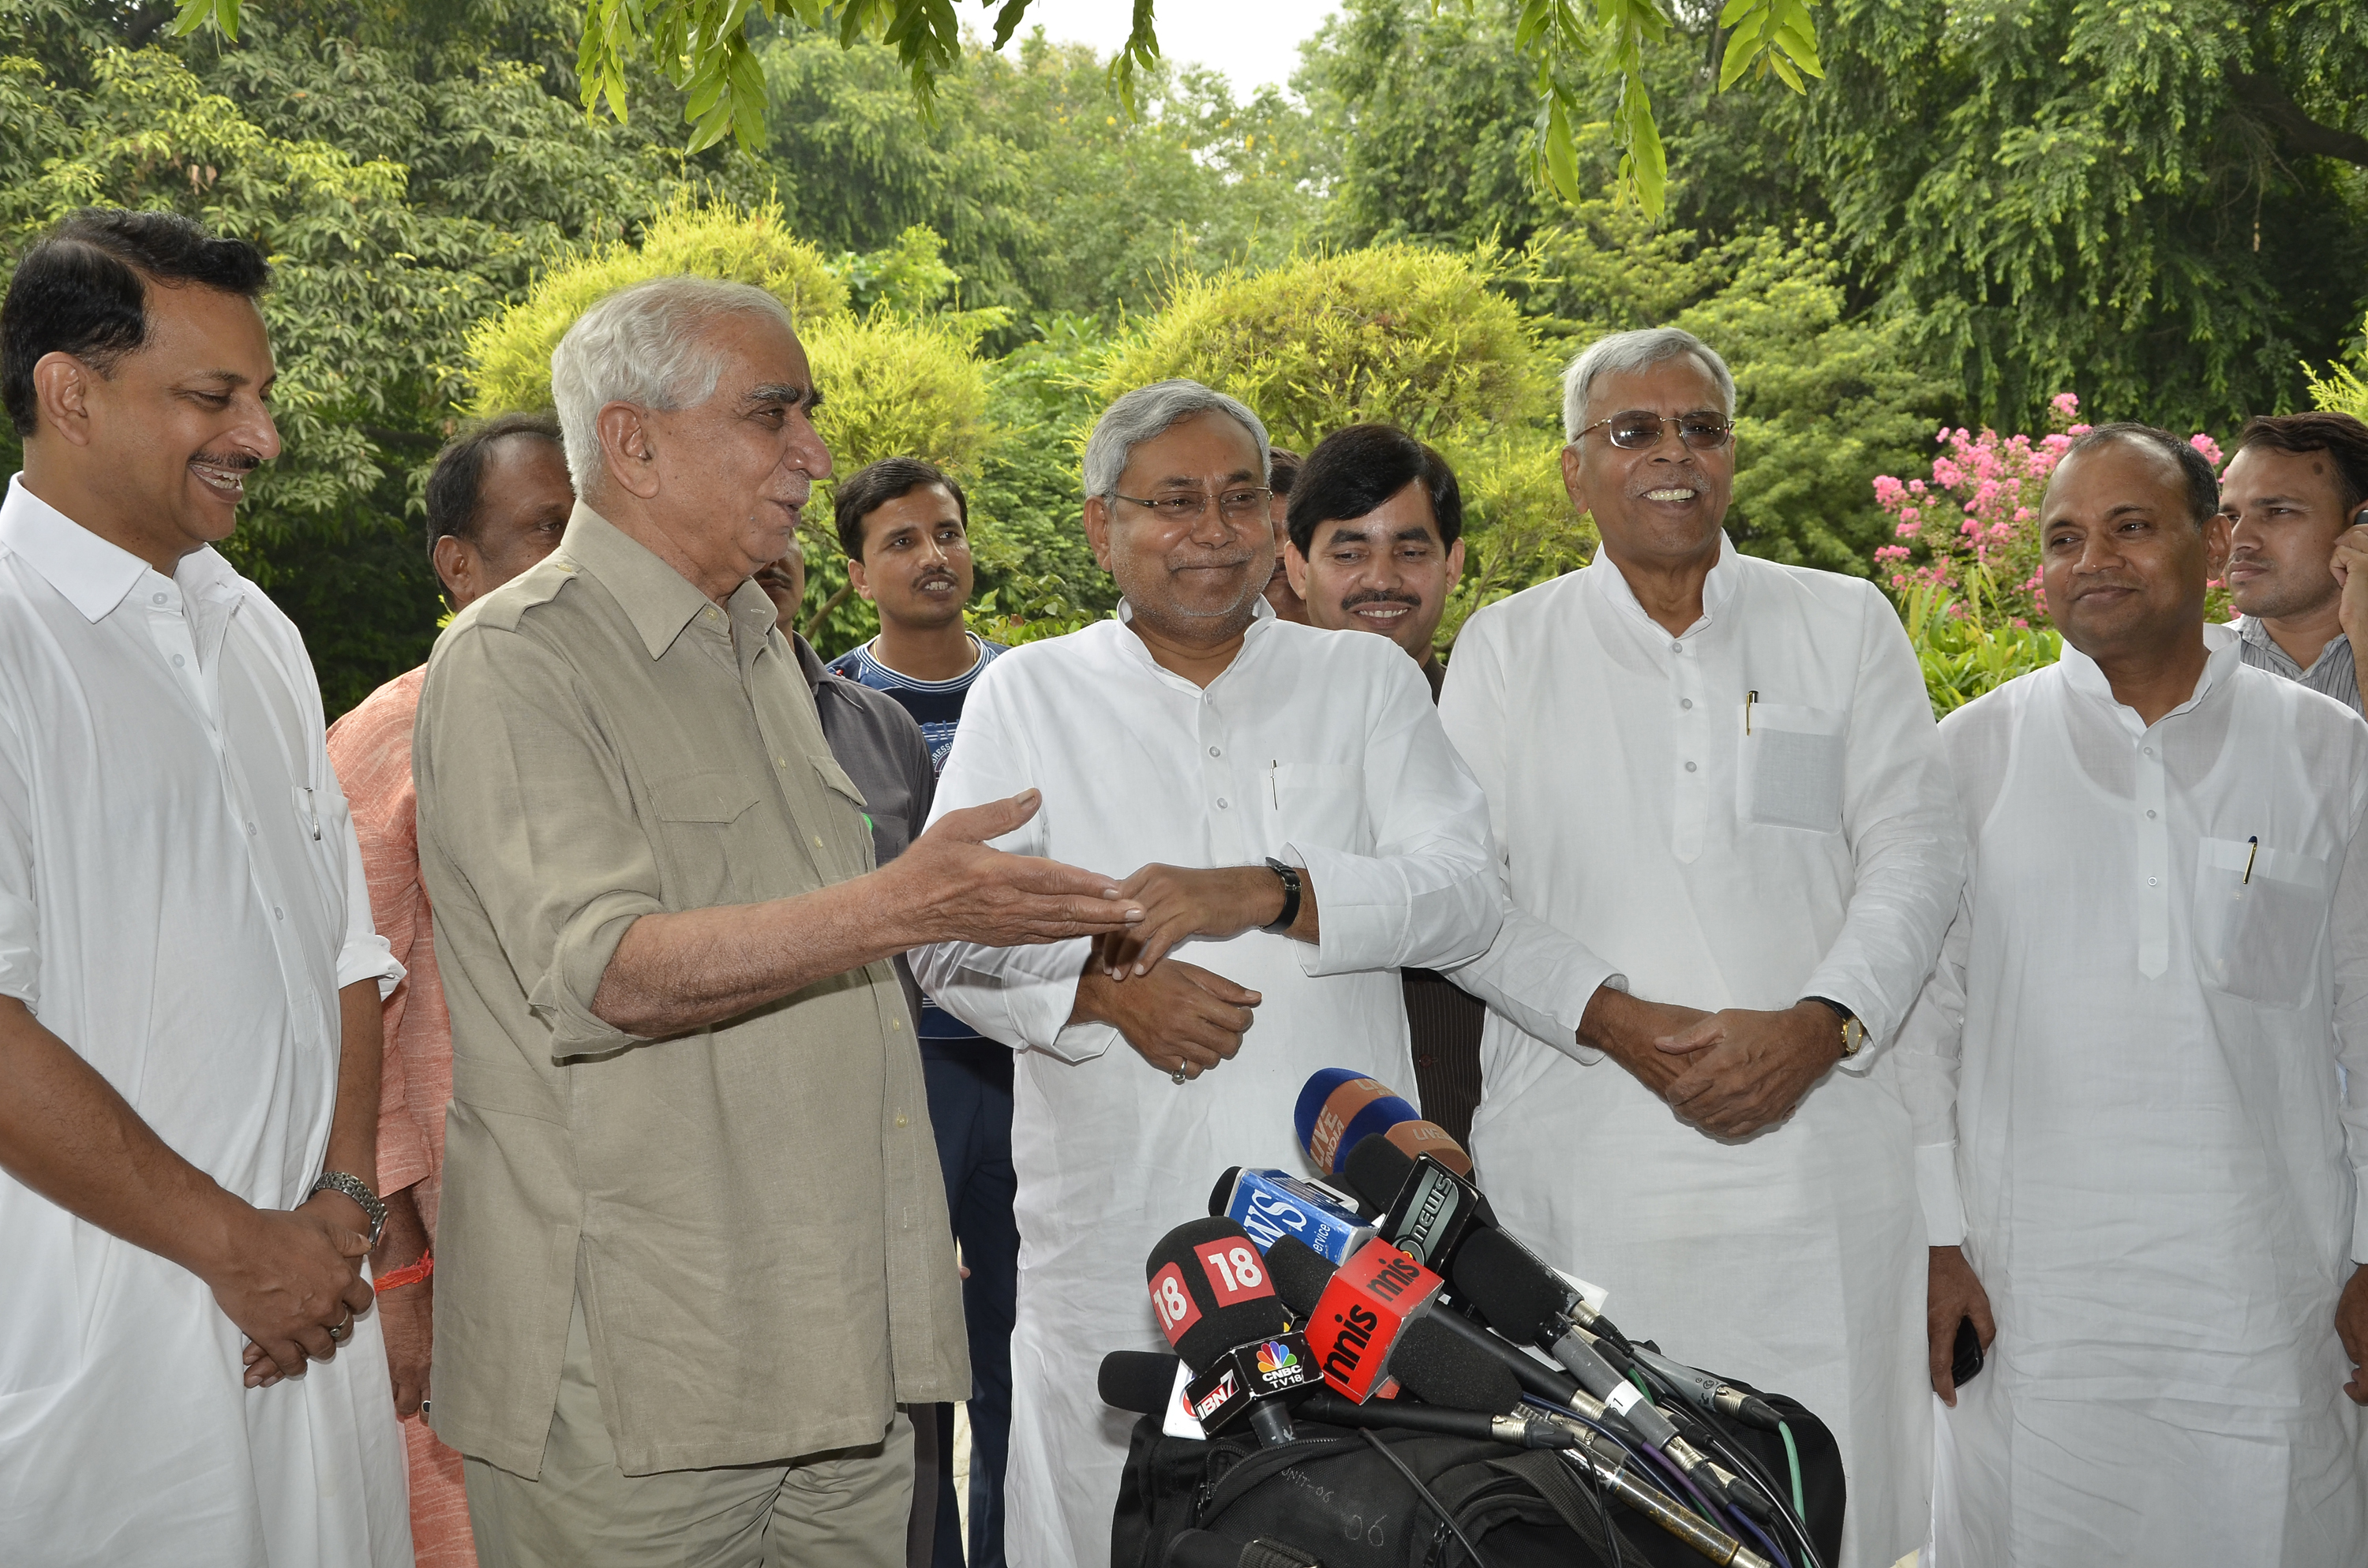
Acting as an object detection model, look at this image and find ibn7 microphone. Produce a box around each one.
[1208,1166,1374,1265]
[1145,1217,1318,1447]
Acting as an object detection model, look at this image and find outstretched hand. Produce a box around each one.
[894,791,1144,948]
[1091,863,1290,979]
[1655,1001,1844,1139]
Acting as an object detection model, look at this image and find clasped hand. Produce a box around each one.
[1073,863,1281,1081]
[215,1190,377,1387]
[1651,1001,1845,1138]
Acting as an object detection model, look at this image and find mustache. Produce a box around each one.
[915,568,957,586]
[1342,589,1422,611]
[189,448,262,473]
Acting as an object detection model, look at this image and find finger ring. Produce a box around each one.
[1171,1067,1187,1085]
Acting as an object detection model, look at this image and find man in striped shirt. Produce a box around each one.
[826,458,1013,1568]
[2220,411,2368,717]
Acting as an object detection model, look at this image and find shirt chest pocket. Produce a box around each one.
[1738,701,1847,833]
[650,771,763,906]
[2192,837,2332,1009]
[1268,762,1371,853]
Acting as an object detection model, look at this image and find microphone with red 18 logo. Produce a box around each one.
[1145,1217,1319,1448]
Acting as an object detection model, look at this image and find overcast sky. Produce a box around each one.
[1007,0,1343,95]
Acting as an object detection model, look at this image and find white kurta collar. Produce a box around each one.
[2,473,152,623]
[2057,620,2242,737]
[1113,592,1277,690]
[1583,530,1742,640]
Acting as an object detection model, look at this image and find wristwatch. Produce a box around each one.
[1804,996,1865,1060]
[1262,857,1302,934]
[310,1170,389,1249]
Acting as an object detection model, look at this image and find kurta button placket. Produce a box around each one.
[1668,631,1709,863]
[2135,731,2171,976]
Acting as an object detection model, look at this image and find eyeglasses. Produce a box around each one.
[1110,487,1275,522]
[1576,410,1734,451]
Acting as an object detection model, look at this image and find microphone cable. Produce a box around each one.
[1628,1368,1823,1568]
[1354,1428,1494,1568]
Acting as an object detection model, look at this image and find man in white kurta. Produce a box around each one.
[912,380,1499,1567]
[1441,330,1964,1568]
[1900,425,2368,1565]
[0,212,410,1566]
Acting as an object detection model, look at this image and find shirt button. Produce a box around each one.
[889,1017,900,1030]
[812,836,824,849]
[895,1112,909,1128]
[273,906,284,919]
[1216,797,1230,809]
[1208,746,1222,758]
[2143,747,2155,758]
[1680,698,1692,710]
[151,592,167,605]
[2147,878,2159,887]
[171,654,185,668]
[2146,810,2156,819]
[1671,641,1684,653]
[1684,761,1698,773]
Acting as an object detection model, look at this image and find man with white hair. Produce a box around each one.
[912,378,1501,1566]
[1441,328,1965,1568]
[410,275,1148,1566]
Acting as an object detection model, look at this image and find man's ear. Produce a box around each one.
[1082,495,1115,573]
[2201,507,2233,581]
[1444,535,1467,591]
[597,402,661,500]
[847,556,876,604]
[31,352,96,447]
[432,533,474,608]
[1283,540,1311,598]
[1559,442,1588,518]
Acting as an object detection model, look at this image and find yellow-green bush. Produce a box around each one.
[1096,245,1550,451]
[2306,318,2368,424]
[463,194,851,414]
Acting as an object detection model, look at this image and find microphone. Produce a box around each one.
[1265,1235,1524,1415]
[1293,1069,1474,1179]
[1629,1345,1785,1433]
[1208,1166,1376,1265]
[1164,1532,1325,1568]
[1451,1227,1773,1524]
[1339,1135,1493,1275]
[1100,1349,1186,1419]
[1146,1218,1318,1446]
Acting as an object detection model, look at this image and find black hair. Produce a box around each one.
[834,455,968,560]
[1287,423,1463,556]
[1268,445,1302,498]
[424,411,566,563]
[2060,421,2220,527]
[2231,411,2368,516]
[2,208,271,438]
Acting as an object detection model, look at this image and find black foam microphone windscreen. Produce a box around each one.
[1384,1317,1523,1415]
[1261,1235,1336,1319]
[1099,1350,1182,1418]
[1449,1225,1570,1345]
[1146,1216,1290,1372]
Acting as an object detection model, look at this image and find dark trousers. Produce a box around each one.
[918,1039,1017,1568]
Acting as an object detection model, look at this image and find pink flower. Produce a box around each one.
[1895,520,1920,537]
[1875,545,1910,564]
[2051,392,2081,420]
[1901,507,1920,523]
[1909,479,1928,495]
[2067,423,2092,437]
[2189,433,2224,468]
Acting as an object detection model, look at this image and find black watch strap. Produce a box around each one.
[1262,857,1302,934]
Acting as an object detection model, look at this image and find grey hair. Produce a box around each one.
[550,275,796,492]
[1082,379,1271,499]
[1560,327,1737,442]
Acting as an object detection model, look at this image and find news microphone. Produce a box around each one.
[1629,1345,1785,1433]
[1293,1069,1474,1179]
[1208,1166,1376,1265]
[1164,1531,1325,1568]
[1100,1350,1185,1419]
[1146,1218,1318,1446]
[1451,1227,1772,1524]
[1266,1235,1526,1416]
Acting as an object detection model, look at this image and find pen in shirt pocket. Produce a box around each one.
[1270,760,1280,810]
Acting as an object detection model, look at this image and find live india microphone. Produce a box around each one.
[1292,1069,1474,1179]
[1146,1218,1318,1447]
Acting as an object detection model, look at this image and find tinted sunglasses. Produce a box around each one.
[1576,410,1734,451]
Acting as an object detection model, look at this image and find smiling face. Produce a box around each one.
[1287,479,1466,663]
[2219,443,2353,623]
[849,481,972,632]
[2041,436,2230,664]
[1084,410,1273,644]
[1561,355,1735,573]
[605,310,831,595]
[31,279,282,571]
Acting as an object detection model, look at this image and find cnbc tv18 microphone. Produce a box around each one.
[1147,1218,1318,1447]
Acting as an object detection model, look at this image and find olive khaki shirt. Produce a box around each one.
[412,505,967,1478]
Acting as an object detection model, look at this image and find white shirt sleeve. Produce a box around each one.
[1287,653,1500,977]
[1432,605,1626,1063]
[907,674,1111,1064]
[1797,584,1969,1068]
[1895,890,1973,1246]
[2330,800,2368,1265]
[0,690,36,1011]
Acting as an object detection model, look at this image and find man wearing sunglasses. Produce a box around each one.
[912,378,1500,1568]
[1439,327,1965,1568]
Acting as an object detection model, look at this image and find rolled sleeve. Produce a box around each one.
[414,626,665,1061]
[1800,586,1969,1067]
[328,784,404,998]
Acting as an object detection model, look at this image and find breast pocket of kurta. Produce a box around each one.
[1738,702,1847,833]
[1269,762,1371,852]
[2193,837,2332,1009]
[650,771,763,905]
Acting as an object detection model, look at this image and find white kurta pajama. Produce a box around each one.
[1898,626,2368,1566]
[0,479,411,1566]
[912,604,1500,1568]
[1439,537,1965,1568]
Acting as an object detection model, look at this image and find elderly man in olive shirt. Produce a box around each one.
[411,276,1143,1568]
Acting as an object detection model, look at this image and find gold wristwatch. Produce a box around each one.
[1804,996,1865,1060]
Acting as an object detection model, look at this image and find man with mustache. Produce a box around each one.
[1902,425,2368,1564]
[1281,422,1484,1141]
[826,458,1017,1568]
[1439,327,1965,1568]
[2218,410,2368,716]
[409,277,1145,1565]
[0,209,410,1562]
[911,379,1501,1567]
[328,410,575,1568]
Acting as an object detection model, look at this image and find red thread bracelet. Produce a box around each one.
[377,1254,433,1291]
